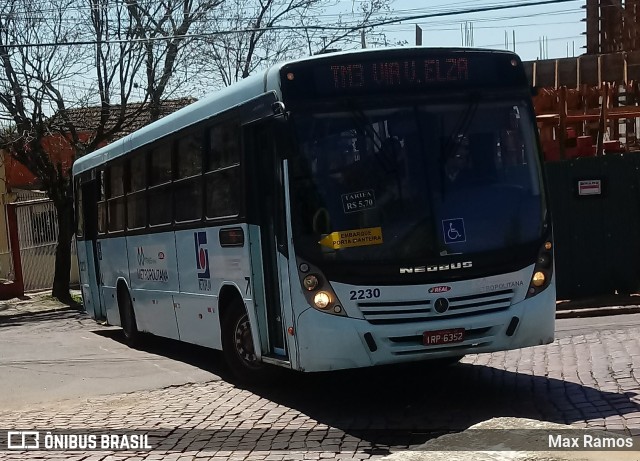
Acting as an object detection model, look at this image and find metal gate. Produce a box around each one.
[546,154,640,299]
[15,199,78,291]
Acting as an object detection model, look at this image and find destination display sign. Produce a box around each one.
[328,58,469,90]
[281,50,526,99]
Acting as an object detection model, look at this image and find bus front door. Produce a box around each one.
[246,121,294,364]
[80,180,106,320]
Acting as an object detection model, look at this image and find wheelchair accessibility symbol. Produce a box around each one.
[442,218,466,244]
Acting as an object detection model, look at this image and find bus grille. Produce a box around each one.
[358,289,513,325]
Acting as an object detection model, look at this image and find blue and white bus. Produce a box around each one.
[73,47,555,381]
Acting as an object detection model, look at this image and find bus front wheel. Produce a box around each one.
[222,299,269,384]
[119,290,140,348]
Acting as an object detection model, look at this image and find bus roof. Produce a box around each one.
[72,47,517,176]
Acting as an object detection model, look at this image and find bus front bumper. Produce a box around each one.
[294,286,556,372]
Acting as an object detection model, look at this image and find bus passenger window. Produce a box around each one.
[127,154,147,229]
[208,123,239,171]
[177,133,202,178]
[205,122,240,219]
[129,154,147,191]
[149,188,172,226]
[206,167,239,218]
[175,134,203,222]
[108,162,125,232]
[150,144,172,186]
[149,144,173,226]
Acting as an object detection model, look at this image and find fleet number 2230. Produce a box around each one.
[349,288,381,300]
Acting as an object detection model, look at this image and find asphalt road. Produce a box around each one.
[0,308,219,411]
[1,305,639,412]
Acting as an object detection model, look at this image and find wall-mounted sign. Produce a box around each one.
[578,179,602,196]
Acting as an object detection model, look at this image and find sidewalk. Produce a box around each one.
[0,290,82,316]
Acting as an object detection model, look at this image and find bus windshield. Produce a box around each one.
[289,98,544,264]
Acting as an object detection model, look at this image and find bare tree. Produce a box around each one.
[199,0,393,89]
[0,0,93,302]
[300,0,394,55]
[0,0,222,302]
[124,0,224,119]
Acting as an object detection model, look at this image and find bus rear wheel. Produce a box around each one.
[119,290,140,348]
[222,299,270,384]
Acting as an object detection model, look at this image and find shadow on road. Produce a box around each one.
[0,307,85,327]
[93,328,640,451]
[92,329,229,375]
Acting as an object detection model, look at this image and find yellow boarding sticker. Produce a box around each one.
[318,227,383,250]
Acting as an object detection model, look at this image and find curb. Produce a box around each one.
[556,305,640,319]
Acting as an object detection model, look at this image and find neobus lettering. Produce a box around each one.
[400,262,472,274]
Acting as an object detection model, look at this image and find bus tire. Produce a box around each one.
[119,289,140,348]
[222,298,270,384]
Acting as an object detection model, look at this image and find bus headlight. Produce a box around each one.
[297,258,346,316]
[314,291,332,309]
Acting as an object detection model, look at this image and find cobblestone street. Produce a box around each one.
[0,303,639,460]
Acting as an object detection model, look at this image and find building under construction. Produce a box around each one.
[530,0,640,159]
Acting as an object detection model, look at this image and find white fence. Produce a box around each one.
[15,199,78,291]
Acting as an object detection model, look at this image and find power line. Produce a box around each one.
[0,0,581,49]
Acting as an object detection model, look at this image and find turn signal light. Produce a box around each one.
[303,274,319,291]
[532,271,546,287]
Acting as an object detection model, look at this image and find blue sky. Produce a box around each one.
[376,0,586,61]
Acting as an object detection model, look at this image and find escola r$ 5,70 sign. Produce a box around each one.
[318,227,383,250]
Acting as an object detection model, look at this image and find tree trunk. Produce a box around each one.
[51,197,74,304]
